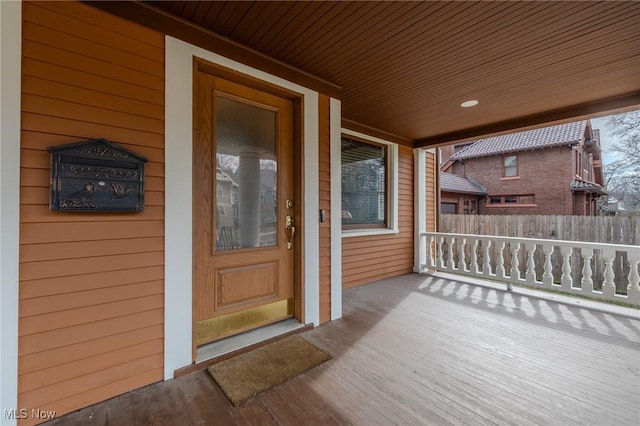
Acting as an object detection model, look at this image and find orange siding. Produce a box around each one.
[318,95,331,323]
[426,151,436,232]
[342,145,414,288]
[19,1,164,423]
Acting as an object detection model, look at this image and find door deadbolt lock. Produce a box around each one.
[286,199,294,209]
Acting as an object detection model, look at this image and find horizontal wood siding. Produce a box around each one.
[318,95,332,322]
[19,1,165,423]
[426,151,436,232]
[342,146,414,288]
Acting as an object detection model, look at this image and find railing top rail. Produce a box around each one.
[421,231,640,253]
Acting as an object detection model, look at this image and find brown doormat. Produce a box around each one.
[207,334,331,406]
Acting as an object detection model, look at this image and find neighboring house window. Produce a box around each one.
[341,132,398,235]
[487,195,535,206]
[217,184,224,196]
[585,153,593,180]
[518,195,535,204]
[576,151,581,177]
[217,206,226,216]
[502,154,518,178]
[441,203,457,214]
[462,199,477,214]
[578,152,583,178]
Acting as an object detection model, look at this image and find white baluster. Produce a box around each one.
[560,246,573,290]
[525,243,537,285]
[602,248,616,298]
[580,248,594,295]
[483,240,492,277]
[510,243,520,278]
[419,233,427,271]
[459,237,467,272]
[496,241,506,279]
[627,254,640,304]
[432,235,438,269]
[507,243,520,290]
[471,238,480,275]
[423,234,636,305]
[447,237,455,270]
[542,244,554,287]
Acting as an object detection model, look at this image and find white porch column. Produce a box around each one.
[0,0,22,422]
[330,98,342,320]
[414,148,426,272]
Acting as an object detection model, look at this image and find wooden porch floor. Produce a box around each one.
[48,273,640,426]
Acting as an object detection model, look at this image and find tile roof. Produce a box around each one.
[570,177,607,195]
[451,121,587,160]
[440,172,487,195]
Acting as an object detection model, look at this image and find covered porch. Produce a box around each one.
[2,1,640,422]
[48,273,640,425]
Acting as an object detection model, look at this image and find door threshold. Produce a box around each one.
[196,318,306,363]
[175,319,310,378]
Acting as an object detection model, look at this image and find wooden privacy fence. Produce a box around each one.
[439,214,639,245]
[435,214,640,300]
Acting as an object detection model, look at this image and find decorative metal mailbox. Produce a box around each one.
[48,139,147,212]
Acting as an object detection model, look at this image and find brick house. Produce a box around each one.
[440,172,486,214]
[441,121,606,215]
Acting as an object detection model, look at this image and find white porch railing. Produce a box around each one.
[418,232,640,305]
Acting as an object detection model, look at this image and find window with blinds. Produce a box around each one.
[341,137,388,228]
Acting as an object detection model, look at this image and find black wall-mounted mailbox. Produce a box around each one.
[48,139,148,212]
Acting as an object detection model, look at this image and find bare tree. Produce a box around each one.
[603,111,640,211]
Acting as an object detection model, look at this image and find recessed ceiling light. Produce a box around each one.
[461,100,479,108]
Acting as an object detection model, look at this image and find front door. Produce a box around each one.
[193,68,296,346]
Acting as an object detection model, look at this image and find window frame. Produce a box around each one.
[501,154,519,179]
[486,194,536,207]
[340,129,399,237]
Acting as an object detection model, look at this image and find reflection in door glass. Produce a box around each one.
[215,96,277,250]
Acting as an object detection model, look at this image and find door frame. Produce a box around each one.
[0,0,21,417]
[164,36,320,379]
[192,60,302,349]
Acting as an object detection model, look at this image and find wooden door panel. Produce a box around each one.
[216,262,278,310]
[193,66,295,346]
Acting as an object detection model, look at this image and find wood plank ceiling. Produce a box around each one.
[146,1,640,146]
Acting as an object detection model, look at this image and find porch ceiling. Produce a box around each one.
[142,1,640,146]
